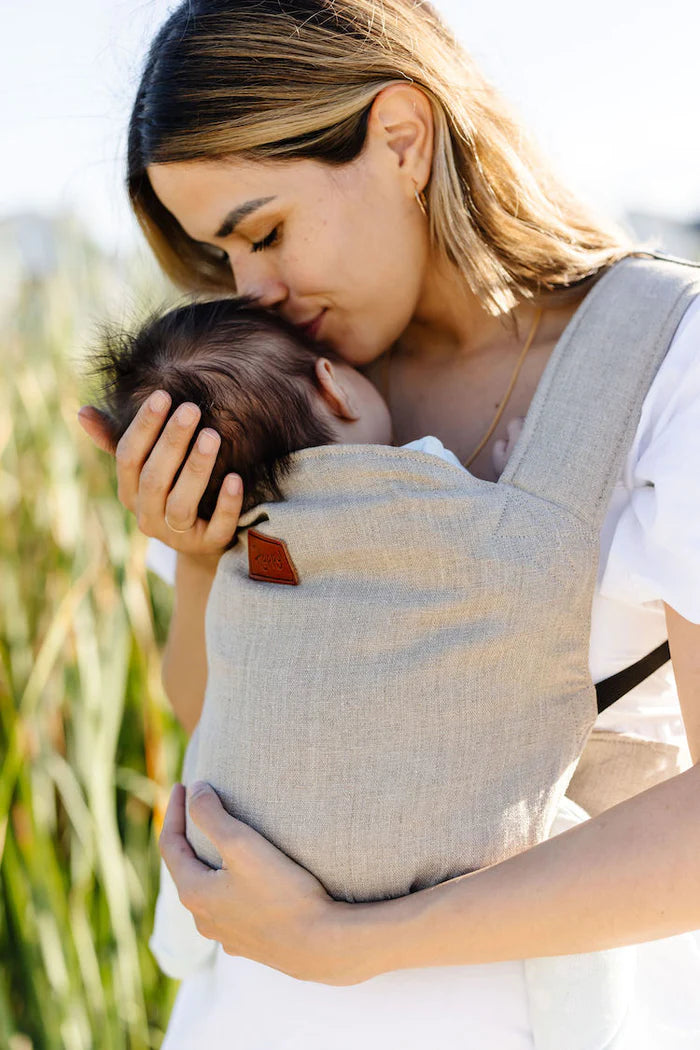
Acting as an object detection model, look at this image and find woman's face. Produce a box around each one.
[147,119,431,367]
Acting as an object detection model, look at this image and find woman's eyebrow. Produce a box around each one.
[214,196,277,238]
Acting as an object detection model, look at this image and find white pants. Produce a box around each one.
[153,800,700,1050]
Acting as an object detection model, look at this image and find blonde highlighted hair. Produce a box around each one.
[128,0,632,314]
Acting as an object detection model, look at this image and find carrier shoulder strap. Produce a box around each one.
[501,254,699,716]
[499,254,700,531]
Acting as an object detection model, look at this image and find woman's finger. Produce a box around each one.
[159,783,195,859]
[159,783,216,904]
[77,405,118,455]
[135,401,203,532]
[187,781,261,863]
[163,426,223,532]
[492,438,508,476]
[506,416,525,441]
[203,474,244,550]
[114,390,173,512]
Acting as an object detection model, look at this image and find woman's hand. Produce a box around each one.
[77,391,242,558]
[160,782,365,985]
[492,416,525,478]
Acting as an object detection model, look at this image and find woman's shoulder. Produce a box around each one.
[599,292,700,623]
[626,291,700,481]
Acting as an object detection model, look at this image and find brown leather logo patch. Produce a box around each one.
[247,528,299,585]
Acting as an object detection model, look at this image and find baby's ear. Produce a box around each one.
[314,356,337,387]
[314,358,358,420]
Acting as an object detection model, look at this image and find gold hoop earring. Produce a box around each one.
[413,183,428,219]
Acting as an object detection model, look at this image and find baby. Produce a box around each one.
[94,294,524,975]
[94,296,520,514]
[95,294,523,971]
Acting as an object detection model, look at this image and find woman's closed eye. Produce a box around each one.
[251,226,281,253]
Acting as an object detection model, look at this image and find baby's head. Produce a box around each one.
[94,298,392,517]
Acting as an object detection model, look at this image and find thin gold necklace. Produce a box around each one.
[381,307,544,470]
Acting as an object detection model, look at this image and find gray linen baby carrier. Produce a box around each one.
[182,256,699,1047]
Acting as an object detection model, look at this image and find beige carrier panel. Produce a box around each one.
[183,257,700,904]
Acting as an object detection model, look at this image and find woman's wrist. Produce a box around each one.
[326,764,700,983]
[162,547,223,733]
[326,880,450,982]
[176,548,222,579]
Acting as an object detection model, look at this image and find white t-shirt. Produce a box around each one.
[148,295,700,1049]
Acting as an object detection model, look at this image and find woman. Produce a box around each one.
[79,1,700,1046]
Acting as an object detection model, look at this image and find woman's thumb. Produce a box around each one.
[187,782,282,867]
[187,781,242,847]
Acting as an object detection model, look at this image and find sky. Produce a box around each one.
[3,0,699,254]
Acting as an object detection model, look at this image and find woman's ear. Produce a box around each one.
[314,358,360,421]
[367,83,433,193]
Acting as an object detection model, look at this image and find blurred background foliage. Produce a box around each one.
[0,215,186,1049]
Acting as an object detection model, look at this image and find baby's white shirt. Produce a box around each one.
[399,434,467,470]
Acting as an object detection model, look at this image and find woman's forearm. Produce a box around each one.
[161,551,220,734]
[337,765,700,979]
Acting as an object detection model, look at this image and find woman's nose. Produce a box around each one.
[233,263,288,309]
[246,281,289,309]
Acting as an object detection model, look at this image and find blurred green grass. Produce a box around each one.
[1,230,187,1049]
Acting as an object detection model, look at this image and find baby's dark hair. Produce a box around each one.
[92,298,342,517]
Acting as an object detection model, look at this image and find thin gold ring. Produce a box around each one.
[164,512,195,534]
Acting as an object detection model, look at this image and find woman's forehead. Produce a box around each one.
[151,157,308,214]
[148,155,331,202]
[147,158,280,236]
[147,155,356,239]
[149,156,274,200]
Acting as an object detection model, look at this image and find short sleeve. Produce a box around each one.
[145,537,177,587]
[599,294,700,624]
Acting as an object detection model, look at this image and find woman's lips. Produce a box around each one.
[299,310,326,340]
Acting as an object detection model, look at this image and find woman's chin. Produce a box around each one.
[333,334,394,370]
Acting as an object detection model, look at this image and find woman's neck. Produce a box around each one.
[365,269,587,482]
[396,252,587,368]
[397,251,540,366]
[397,254,493,360]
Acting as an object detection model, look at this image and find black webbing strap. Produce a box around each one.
[595,641,671,714]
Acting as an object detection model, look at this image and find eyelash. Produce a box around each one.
[251,226,280,253]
